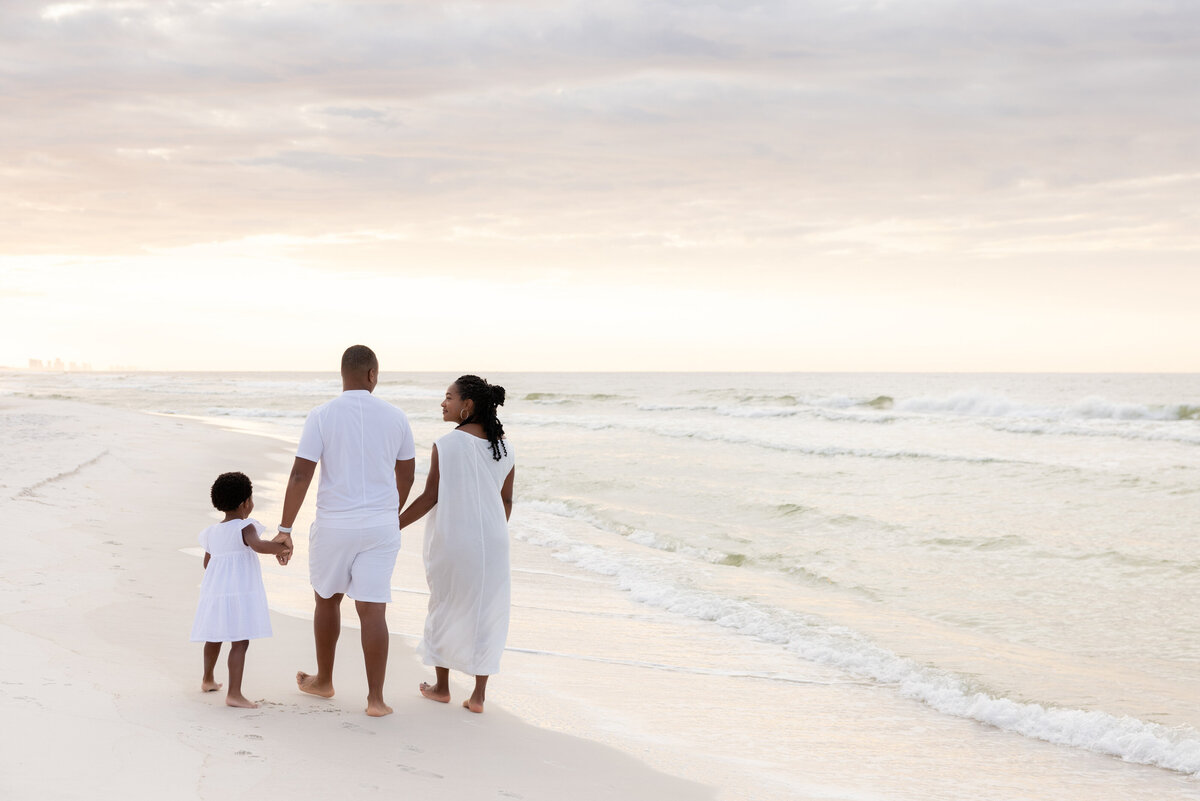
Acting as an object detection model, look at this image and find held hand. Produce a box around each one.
[272,532,294,566]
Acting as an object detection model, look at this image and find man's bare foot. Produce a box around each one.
[296,671,335,698]
[226,694,259,709]
[201,679,223,692]
[463,698,484,713]
[365,699,394,717]
[419,682,450,703]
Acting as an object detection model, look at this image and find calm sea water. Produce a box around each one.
[5,370,1200,799]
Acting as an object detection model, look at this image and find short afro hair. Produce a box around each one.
[341,344,378,375]
[211,471,253,512]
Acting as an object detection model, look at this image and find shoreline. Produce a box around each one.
[0,395,711,801]
[5,390,1200,800]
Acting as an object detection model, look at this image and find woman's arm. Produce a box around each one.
[398,445,440,530]
[500,466,515,521]
[203,552,211,569]
[243,524,290,556]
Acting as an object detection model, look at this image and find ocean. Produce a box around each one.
[5,370,1199,799]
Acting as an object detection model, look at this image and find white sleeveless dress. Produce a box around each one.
[418,430,515,676]
[190,518,273,642]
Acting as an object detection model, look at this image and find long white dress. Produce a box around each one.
[418,430,515,676]
[190,518,273,642]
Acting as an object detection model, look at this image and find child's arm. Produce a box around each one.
[203,552,211,569]
[242,524,290,557]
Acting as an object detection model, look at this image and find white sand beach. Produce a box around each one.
[0,396,709,801]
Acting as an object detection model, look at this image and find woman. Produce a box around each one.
[399,375,516,713]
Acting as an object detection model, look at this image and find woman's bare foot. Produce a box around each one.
[462,698,484,713]
[201,678,223,693]
[296,671,335,698]
[226,693,259,709]
[419,681,450,703]
[365,699,394,717]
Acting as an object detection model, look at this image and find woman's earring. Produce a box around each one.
[460,409,468,421]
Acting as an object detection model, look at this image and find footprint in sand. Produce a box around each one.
[395,764,444,779]
[244,734,263,741]
[341,722,375,735]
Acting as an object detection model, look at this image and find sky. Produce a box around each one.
[2,0,1198,371]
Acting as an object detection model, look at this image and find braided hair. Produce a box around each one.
[455,374,507,461]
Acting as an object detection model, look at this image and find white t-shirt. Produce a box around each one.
[296,390,416,528]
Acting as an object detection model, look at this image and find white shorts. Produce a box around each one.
[308,522,401,603]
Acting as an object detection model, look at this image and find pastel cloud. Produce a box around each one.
[1,1,1198,369]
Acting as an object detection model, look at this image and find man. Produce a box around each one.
[275,345,416,716]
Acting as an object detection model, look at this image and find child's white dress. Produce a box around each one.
[190,517,273,642]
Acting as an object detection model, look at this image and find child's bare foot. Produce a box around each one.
[463,698,484,713]
[226,694,259,709]
[201,678,223,693]
[365,699,394,717]
[296,671,335,698]
[419,682,450,703]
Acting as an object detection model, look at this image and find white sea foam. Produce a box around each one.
[713,405,801,419]
[808,407,898,424]
[985,418,1200,446]
[799,394,862,410]
[651,427,1008,464]
[636,402,718,412]
[203,406,308,418]
[895,392,1200,422]
[643,389,1200,430]
[376,384,448,399]
[525,500,739,566]
[514,414,1008,464]
[511,412,618,431]
[641,402,801,418]
[514,510,1200,777]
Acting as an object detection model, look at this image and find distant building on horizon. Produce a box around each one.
[25,358,93,371]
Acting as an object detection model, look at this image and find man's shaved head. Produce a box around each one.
[341,345,378,377]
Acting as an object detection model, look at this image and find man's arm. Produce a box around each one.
[395,458,415,511]
[275,457,317,559]
[398,446,439,530]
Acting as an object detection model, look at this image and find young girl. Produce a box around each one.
[190,471,291,708]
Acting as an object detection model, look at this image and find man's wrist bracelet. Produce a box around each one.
[277,525,293,534]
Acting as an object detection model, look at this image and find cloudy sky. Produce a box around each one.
[2,0,1198,371]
